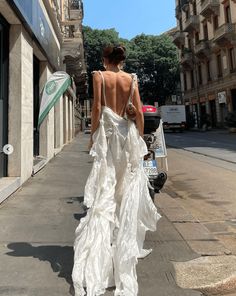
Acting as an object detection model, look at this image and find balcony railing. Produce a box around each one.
[70,0,83,10]
[214,23,236,46]
[200,0,220,18]
[184,15,200,33]
[181,51,193,69]
[195,40,210,59]
[173,31,186,48]
[181,0,189,11]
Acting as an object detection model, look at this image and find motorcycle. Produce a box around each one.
[143,133,167,199]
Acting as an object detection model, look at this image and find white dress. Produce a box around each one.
[72,71,161,296]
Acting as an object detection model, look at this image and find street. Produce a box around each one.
[165,129,236,165]
[0,131,236,295]
[162,130,236,295]
[0,133,201,296]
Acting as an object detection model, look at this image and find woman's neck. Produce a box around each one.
[105,65,121,72]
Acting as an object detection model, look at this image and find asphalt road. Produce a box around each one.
[164,130,236,165]
[164,130,236,256]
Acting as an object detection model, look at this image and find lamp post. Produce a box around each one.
[190,47,201,128]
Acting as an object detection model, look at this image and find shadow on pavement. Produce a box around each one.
[6,243,74,295]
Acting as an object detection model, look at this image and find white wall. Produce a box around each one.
[8,25,34,184]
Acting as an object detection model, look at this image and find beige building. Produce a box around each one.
[174,0,236,127]
[0,0,86,203]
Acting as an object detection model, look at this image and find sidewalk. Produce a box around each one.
[0,133,204,296]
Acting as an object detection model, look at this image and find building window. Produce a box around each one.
[185,10,189,20]
[193,1,197,15]
[225,4,231,24]
[184,73,187,91]
[179,18,183,31]
[213,15,219,31]
[195,32,199,44]
[217,54,223,78]
[203,22,208,40]
[190,70,195,89]
[229,47,236,72]
[181,45,185,58]
[198,64,202,85]
[206,60,211,81]
[188,38,192,50]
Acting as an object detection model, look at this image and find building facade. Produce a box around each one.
[174,0,236,128]
[0,0,86,203]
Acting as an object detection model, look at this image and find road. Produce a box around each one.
[165,129,236,165]
[163,130,236,255]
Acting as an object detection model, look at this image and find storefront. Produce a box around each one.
[0,15,9,178]
[0,0,78,203]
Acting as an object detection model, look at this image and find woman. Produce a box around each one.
[72,45,161,296]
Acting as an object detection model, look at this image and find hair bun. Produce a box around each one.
[114,46,125,55]
[103,45,126,65]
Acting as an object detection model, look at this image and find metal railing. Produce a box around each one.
[214,23,236,41]
[195,40,209,52]
[184,15,200,31]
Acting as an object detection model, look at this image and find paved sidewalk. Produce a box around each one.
[0,133,202,296]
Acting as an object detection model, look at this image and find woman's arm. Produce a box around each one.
[90,72,102,139]
[133,81,144,137]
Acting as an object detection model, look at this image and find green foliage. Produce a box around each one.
[83,26,123,96]
[83,26,180,103]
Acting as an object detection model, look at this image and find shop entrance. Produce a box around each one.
[0,15,9,178]
[231,89,236,111]
[209,100,217,127]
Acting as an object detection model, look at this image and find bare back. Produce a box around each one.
[99,71,133,115]
[91,70,144,137]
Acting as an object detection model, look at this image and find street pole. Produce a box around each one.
[192,48,201,128]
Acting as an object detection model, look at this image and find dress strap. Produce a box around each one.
[128,73,137,105]
[98,70,107,106]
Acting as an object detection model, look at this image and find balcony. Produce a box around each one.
[184,15,200,33]
[173,31,186,48]
[214,23,236,47]
[181,0,189,12]
[195,40,211,59]
[200,0,220,19]
[175,5,181,18]
[181,50,193,69]
[61,0,88,100]
[61,0,83,26]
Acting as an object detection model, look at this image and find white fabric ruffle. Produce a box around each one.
[72,106,161,296]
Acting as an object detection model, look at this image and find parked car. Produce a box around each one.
[142,105,160,133]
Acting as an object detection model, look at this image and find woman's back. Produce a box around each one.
[92,70,144,137]
[98,70,133,116]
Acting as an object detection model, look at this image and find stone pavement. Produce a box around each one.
[1,132,233,296]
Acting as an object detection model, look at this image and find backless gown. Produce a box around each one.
[72,71,161,296]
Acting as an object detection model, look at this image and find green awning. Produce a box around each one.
[38,71,72,127]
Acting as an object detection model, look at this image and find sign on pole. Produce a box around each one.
[148,120,168,171]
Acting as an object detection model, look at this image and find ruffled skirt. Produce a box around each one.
[72,107,161,296]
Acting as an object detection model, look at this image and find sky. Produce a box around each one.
[83,1,176,40]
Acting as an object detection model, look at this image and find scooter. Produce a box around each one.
[143,133,167,199]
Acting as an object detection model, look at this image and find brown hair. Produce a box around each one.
[102,45,126,65]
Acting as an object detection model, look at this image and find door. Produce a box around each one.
[231,89,236,111]
[0,16,9,178]
[33,56,40,156]
[210,100,217,127]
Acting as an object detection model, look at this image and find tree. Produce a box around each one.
[83,26,122,97]
[125,34,179,105]
[83,26,180,104]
